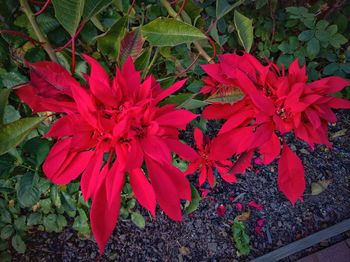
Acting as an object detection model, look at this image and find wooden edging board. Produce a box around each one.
[251,218,350,262]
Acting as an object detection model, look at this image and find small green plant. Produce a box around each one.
[232,220,251,256]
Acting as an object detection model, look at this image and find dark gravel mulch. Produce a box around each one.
[13,110,350,261]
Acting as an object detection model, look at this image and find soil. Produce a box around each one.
[13,110,350,262]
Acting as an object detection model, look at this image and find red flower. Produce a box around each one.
[200,53,350,205]
[16,56,198,253]
[184,128,239,187]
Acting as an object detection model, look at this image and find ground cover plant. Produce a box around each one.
[0,0,349,260]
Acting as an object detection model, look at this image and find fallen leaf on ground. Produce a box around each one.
[330,129,347,139]
[311,180,332,195]
[235,211,251,221]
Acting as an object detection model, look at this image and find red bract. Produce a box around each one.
[184,128,239,187]
[201,52,350,205]
[16,56,198,253]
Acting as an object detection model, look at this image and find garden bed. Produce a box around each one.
[14,110,350,261]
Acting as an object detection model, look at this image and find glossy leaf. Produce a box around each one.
[141,18,206,46]
[52,0,85,36]
[216,0,243,20]
[185,185,201,214]
[83,0,113,21]
[11,234,26,253]
[234,10,253,53]
[0,116,44,155]
[131,212,145,229]
[96,17,128,59]
[118,30,145,65]
[17,173,41,208]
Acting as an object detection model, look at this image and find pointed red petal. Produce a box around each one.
[154,79,187,104]
[156,110,198,129]
[278,144,305,205]
[90,175,123,254]
[129,168,156,216]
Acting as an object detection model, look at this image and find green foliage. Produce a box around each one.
[232,220,251,256]
[234,10,254,53]
[0,0,349,257]
[141,18,206,46]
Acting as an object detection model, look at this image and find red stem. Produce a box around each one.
[177,54,200,77]
[71,37,76,75]
[34,0,51,16]
[128,0,136,15]
[206,35,217,62]
[55,21,86,51]
[0,29,41,45]
[206,19,218,34]
[176,0,186,18]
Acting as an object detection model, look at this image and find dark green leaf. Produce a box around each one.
[232,220,250,256]
[323,63,339,75]
[330,33,347,49]
[216,0,243,19]
[234,10,254,53]
[43,214,58,232]
[0,117,44,155]
[0,88,11,125]
[0,225,14,240]
[96,17,128,59]
[3,105,20,124]
[52,0,85,36]
[83,0,113,21]
[298,30,314,42]
[0,210,11,224]
[141,18,206,46]
[11,234,26,253]
[60,191,76,212]
[14,216,26,231]
[1,71,27,88]
[306,38,320,58]
[17,173,40,208]
[27,213,42,226]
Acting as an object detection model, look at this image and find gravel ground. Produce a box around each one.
[13,110,350,262]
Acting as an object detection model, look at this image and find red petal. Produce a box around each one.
[82,54,117,107]
[248,201,263,211]
[219,109,254,134]
[165,138,198,161]
[154,79,187,104]
[90,175,123,254]
[141,136,171,165]
[145,157,183,221]
[278,144,305,205]
[259,132,280,164]
[44,115,74,138]
[129,168,156,216]
[230,150,254,174]
[156,110,198,129]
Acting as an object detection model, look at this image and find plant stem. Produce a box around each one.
[160,0,214,63]
[19,0,58,63]
[142,47,159,78]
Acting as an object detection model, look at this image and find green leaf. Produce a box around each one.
[17,173,41,208]
[182,99,210,110]
[52,0,85,36]
[39,198,52,214]
[330,33,347,48]
[234,10,254,53]
[96,17,128,59]
[11,234,26,253]
[0,117,44,155]
[1,225,14,240]
[50,186,62,208]
[27,213,42,226]
[0,88,11,125]
[131,212,145,229]
[43,214,58,232]
[60,191,76,212]
[141,18,206,46]
[232,220,250,256]
[83,0,113,21]
[323,63,339,75]
[118,30,145,66]
[306,37,320,58]
[0,210,11,224]
[14,216,27,231]
[216,0,243,19]
[3,105,20,124]
[1,71,27,88]
[298,30,314,42]
[56,214,67,231]
[185,185,201,214]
